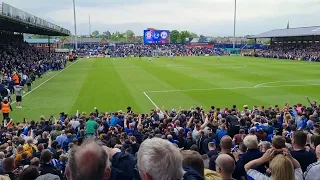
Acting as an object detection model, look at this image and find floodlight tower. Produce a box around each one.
[73,0,78,50]
[233,0,237,52]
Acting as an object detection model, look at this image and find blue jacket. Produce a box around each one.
[183,166,204,180]
[110,116,118,127]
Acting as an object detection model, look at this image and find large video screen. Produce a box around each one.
[143,30,170,44]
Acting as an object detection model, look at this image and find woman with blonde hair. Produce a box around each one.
[244,148,303,180]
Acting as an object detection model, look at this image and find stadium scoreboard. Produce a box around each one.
[143,30,170,44]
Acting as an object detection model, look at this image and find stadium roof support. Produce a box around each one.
[249,26,320,39]
[0,2,70,36]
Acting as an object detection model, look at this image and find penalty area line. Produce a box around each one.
[143,92,160,110]
[145,84,320,93]
[11,60,79,105]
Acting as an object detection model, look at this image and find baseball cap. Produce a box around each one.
[249,127,256,133]
[256,128,263,132]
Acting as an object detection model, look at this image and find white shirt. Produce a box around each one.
[305,161,320,180]
[22,74,28,80]
[192,128,200,141]
[158,112,164,120]
[69,119,80,129]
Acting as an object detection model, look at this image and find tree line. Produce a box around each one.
[31,29,201,43]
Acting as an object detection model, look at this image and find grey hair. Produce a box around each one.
[67,140,109,180]
[137,138,184,180]
[243,135,258,149]
[261,141,271,149]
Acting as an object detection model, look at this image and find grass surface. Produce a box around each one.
[9,56,320,122]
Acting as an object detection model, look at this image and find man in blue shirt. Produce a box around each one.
[56,130,67,146]
[110,113,118,127]
[267,130,278,142]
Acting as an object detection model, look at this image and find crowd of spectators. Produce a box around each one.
[243,43,320,61]
[0,97,319,180]
[0,34,67,100]
[77,44,220,57]
[1,35,320,180]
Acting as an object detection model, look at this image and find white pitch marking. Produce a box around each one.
[11,60,79,105]
[166,64,247,69]
[143,92,160,109]
[253,80,320,88]
[145,84,320,93]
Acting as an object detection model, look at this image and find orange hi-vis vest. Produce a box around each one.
[13,74,19,84]
[1,102,10,113]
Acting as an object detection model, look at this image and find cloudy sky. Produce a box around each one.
[5,0,320,36]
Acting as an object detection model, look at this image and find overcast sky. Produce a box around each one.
[5,0,320,36]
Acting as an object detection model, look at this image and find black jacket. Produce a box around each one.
[109,151,138,180]
[39,163,63,179]
[186,137,196,150]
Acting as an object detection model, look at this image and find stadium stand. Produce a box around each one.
[244,26,320,61]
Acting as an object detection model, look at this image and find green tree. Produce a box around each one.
[262,39,271,45]
[91,30,100,38]
[248,39,255,44]
[170,30,180,43]
[190,32,198,38]
[125,30,135,42]
[103,31,111,39]
[178,31,191,43]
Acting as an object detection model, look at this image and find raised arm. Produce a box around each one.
[186,116,194,128]
[54,117,58,125]
[124,115,128,128]
[306,96,312,104]
[30,129,35,140]
[137,114,142,127]
[48,134,52,148]
[200,114,209,129]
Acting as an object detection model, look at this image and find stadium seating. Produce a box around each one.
[243,43,320,61]
[0,34,67,97]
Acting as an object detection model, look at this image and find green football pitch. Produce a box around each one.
[9,56,320,122]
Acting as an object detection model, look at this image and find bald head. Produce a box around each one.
[216,154,235,175]
[66,140,110,180]
[220,136,232,151]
